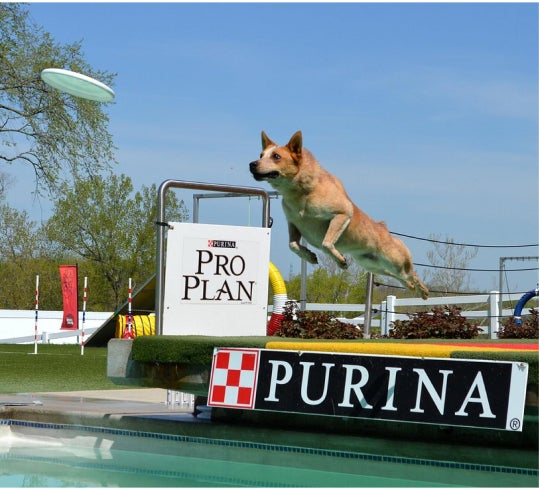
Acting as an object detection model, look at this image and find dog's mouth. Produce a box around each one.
[251,170,280,181]
[249,161,281,181]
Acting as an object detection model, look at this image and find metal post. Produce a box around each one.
[192,190,279,225]
[300,256,307,311]
[192,195,200,223]
[363,273,374,338]
[498,257,504,332]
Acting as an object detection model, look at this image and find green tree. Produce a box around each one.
[45,173,189,310]
[0,202,65,309]
[0,203,39,308]
[286,255,368,315]
[0,3,116,194]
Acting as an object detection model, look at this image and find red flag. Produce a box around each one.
[59,265,78,330]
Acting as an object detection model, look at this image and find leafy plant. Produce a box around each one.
[276,301,363,339]
[497,308,539,339]
[389,305,480,339]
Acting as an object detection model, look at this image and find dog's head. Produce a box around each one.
[249,131,302,183]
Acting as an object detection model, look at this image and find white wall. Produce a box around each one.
[0,310,113,344]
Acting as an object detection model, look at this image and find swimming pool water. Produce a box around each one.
[0,420,537,487]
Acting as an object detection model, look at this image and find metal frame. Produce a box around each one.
[155,179,272,335]
[192,190,279,224]
[498,255,539,328]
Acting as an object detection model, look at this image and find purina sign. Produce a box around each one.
[208,348,529,431]
[162,223,270,336]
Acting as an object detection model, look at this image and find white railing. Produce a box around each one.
[378,291,534,339]
[273,291,539,339]
[2,327,98,344]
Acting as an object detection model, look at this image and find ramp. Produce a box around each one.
[86,274,156,347]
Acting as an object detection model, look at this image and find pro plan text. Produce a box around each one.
[181,249,255,302]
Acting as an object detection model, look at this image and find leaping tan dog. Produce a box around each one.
[249,130,429,299]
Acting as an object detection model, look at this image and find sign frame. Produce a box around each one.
[162,222,271,336]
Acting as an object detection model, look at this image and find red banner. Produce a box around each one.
[59,265,78,330]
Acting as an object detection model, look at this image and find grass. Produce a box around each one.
[0,344,126,394]
[2,338,538,394]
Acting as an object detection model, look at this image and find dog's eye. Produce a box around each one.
[272,153,281,161]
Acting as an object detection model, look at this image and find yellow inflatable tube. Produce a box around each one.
[265,341,523,358]
[267,262,287,335]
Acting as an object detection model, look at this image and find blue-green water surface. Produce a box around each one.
[0,421,537,487]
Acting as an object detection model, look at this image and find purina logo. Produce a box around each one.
[208,239,237,249]
[208,348,259,408]
[207,348,529,432]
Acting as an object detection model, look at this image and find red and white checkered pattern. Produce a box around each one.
[208,348,260,408]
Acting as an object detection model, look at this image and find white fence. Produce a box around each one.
[290,291,539,339]
[1,290,536,344]
[0,310,113,344]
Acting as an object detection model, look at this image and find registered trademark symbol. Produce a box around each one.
[510,418,521,430]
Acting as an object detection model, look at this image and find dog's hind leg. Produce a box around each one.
[321,214,351,269]
[399,259,429,300]
[388,269,429,300]
[410,272,429,300]
[382,238,430,299]
[288,222,318,264]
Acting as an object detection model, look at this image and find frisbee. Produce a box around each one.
[40,68,115,102]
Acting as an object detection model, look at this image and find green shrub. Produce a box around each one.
[497,308,539,339]
[389,305,481,339]
[276,302,363,339]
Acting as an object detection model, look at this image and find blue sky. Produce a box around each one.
[9,2,539,294]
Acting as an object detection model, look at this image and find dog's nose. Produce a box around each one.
[249,161,258,173]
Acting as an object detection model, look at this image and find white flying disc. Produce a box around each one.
[40,68,115,102]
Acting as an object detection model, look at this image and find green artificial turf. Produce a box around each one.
[131,335,270,365]
[0,344,125,393]
[451,350,539,388]
[131,336,539,386]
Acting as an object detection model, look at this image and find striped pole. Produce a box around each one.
[122,278,135,339]
[33,275,39,355]
[81,276,88,355]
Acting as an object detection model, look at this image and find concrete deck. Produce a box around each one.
[0,388,202,423]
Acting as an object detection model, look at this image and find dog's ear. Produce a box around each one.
[286,131,302,156]
[261,131,275,150]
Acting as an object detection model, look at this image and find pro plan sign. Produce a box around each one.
[163,223,270,336]
[208,348,529,431]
